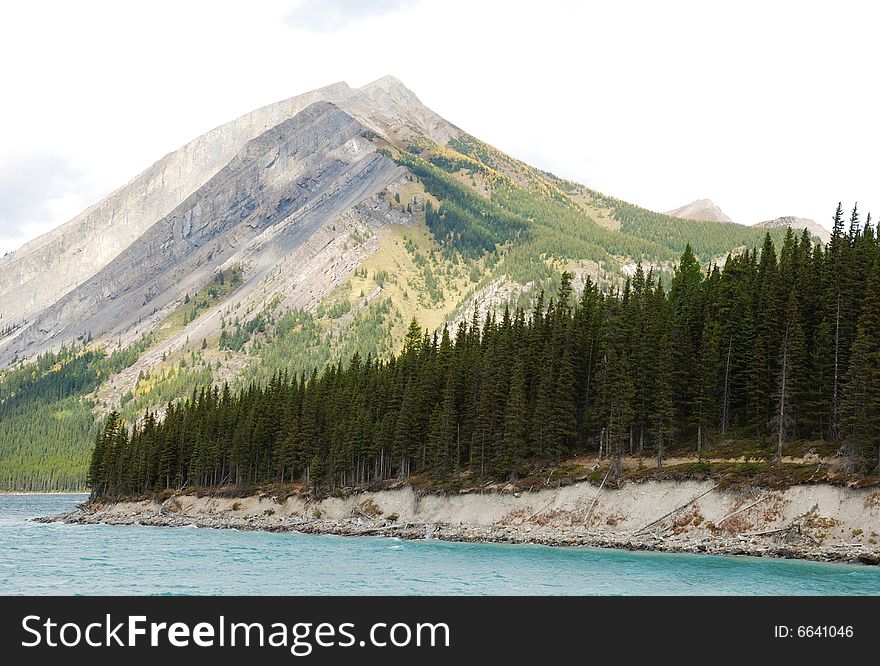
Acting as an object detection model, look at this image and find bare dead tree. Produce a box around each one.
[832,292,841,441]
[720,338,732,435]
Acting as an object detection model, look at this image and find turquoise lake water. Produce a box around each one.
[1,493,879,595]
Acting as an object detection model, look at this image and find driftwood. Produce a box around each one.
[354,525,402,535]
[583,468,612,525]
[632,484,719,536]
[801,531,820,545]
[717,495,769,525]
[741,526,794,537]
[354,521,415,536]
[526,497,557,522]
[352,505,374,521]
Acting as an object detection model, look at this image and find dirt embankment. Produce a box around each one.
[46,480,880,565]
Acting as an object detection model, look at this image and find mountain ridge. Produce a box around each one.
[0,102,405,367]
[0,77,457,331]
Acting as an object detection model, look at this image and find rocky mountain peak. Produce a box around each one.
[347,74,460,145]
[0,77,457,331]
[360,74,411,95]
[753,215,830,244]
[665,199,734,224]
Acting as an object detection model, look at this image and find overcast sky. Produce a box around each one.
[1,0,877,254]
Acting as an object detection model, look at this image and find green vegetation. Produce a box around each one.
[245,298,398,388]
[575,185,799,260]
[173,267,243,328]
[0,336,154,490]
[119,361,213,423]
[243,310,331,388]
[382,140,797,336]
[90,208,880,497]
[443,135,794,275]
[0,397,96,490]
[0,125,852,495]
[220,313,266,351]
[391,151,528,257]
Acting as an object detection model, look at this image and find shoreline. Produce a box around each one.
[1,490,88,495]
[42,506,880,565]
[38,480,880,566]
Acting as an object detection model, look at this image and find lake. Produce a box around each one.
[1,493,879,595]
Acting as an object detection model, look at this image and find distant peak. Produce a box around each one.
[753,216,831,243]
[361,74,408,90]
[359,75,421,102]
[665,199,734,224]
[320,81,354,94]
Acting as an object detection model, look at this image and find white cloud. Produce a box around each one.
[0,154,104,254]
[283,0,420,32]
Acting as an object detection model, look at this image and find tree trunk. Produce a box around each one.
[776,326,789,465]
[832,292,841,441]
[721,339,732,435]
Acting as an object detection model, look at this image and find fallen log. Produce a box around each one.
[583,467,612,525]
[352,505,374,522]
[716,495,769,525]
[355,525,405,535]
[741,525,795,537]
[526,498,557,522]
[632,484,719,536]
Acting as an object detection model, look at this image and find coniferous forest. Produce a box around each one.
[89,204,880,498]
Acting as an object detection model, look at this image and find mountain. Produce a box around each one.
[664,199,734,223]
[0,77,457,331]
[2,103,403,365]
[753,215,831,244]
[0,77,798,490]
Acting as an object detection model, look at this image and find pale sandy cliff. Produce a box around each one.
[53,480,880,564]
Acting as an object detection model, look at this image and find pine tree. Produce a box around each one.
[669,244,704,436]
[549,340,577,463]
[848,202,861,242]
[772,292,807,463]
[841,258,880,471]
[830,202,846,253]
[602,348,635,479]
[651,328,676,468]
[693,321,719,452]
[499,357,528,478]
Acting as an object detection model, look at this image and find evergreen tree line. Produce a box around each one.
[89,204,880,497]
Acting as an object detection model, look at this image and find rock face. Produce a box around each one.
[0,77,458,366]
[665,198,734,223]
[0,102,405,365]
[0,76,459,336]
[753,215,831,244]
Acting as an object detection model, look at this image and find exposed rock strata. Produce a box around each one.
[0,101,406,365]
[0,76,458,337]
